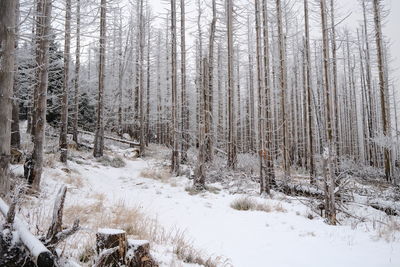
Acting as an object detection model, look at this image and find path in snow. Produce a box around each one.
[59,154,400,267]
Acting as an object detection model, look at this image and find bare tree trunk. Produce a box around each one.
[180,0,189,163]
[0,0,17,194]
[139,0,145,156]
[146,11,151,146]
[227,0,237,168]
[255,0,268,194]
[247,17,255,153]
[60,0,72,163]
[11,0,21,150]
[373,0,392,182]
[330,0,340,161]
[205,0,216,162]
[72,0,80,144]
[320,0,336,225]
[29,0,52,191]
[276,0,289,182]
[304,0,315,184]
[170,0,179,174]
[262,0,276,188]
[94,0,106,158]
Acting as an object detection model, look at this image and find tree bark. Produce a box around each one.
[60,0,72,163]
[29,0,52,191]
[373,0,392,182]
[0,0,17,194]
[94,0,106,158]
[72,0,80,144]
[170,0,180,174]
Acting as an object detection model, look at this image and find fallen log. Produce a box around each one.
[0,198,55,267]
[78,130,140,147]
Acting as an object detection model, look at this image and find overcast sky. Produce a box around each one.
[148,0,400,87]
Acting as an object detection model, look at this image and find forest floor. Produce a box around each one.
[6,126,400,267]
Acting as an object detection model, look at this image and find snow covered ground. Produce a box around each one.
[18,142,398,267]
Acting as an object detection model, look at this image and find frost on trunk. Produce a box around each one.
[60,0,72,163]
[29,0,52,191]
[373,0,392,182]
[226,0,237,169]
[0,0,17,194]
[320,0,336,225]
[276,0,290,182]
[94,0,106,158]
[72,0,81,144]
[170,0,180,175]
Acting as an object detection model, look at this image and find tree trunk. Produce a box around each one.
[227,0,237,168]
[94,0,106,158]
[373,0,392,182]
[29,0,52,191]
[180,0,189,163]
[276,0,290,182]
[72,0,80,144]
[0,0,17,194]
[170,0,179,174]
[60,0,72,163]
[320,0,336,225]
[304,0,315,184]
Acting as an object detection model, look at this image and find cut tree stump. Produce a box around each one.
[96,228,127,266]
[126,239,158,267]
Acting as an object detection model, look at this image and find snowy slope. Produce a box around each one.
[36,146,400,267]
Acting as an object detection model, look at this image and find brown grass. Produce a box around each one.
[139,167,171,181]
[230,197,287,213]
[63,198,228,266]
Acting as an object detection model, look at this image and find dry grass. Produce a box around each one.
[96,155,126,168]
[63,175,84,188]
[140,167,171,181]
[374,218,400,242]
[63,198,228,266]
[230,197,287,213]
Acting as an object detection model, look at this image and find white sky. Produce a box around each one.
[148,0,400,88]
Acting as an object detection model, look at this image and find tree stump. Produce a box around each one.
[96,229,127,267]
[126,239,158,267]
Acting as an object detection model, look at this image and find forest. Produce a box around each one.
[0,0,399,266]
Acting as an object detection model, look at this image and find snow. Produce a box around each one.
[97,228,125,235]
[0,198,52,262]
[10,141,398,267]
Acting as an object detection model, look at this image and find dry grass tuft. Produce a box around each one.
[96,155,126,168]
[375,218,400,242]
[140,167,171,181]
[63,175,84,188]
[230,197,287,213]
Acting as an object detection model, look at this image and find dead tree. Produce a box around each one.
[262,0,276,188]
[180,0,189,163]
[373,0,392,182]
[72,0,81,144]
[303,0,315,184]
[170,0,180,174]
[29,0,52,191]
[227,0,237,168]
[94,0,107,158]
[0,0,17,194]
[320,0,336,225]
[275,0,290,182]
[205,0,217,162]
[60,0,72,163]
[11,0,21,151]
